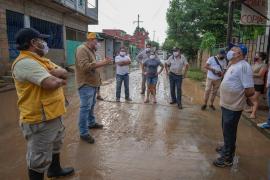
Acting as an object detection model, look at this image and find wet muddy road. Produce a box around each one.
[1,69,270,180]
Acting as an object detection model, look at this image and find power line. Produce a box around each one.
[87,1,122,26]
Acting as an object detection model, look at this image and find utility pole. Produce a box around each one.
[266,0,270,64]
[153,30,156,41]
[226,0,235,48]
[267,28,270,64]
[133,14,143,28]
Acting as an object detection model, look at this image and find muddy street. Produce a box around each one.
[1,70,270,180]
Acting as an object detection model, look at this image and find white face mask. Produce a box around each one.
[146,48,151,52]
[42,42,49,55]
[120,51,126,56]
[173,52,179,57]
[150,55,155,59]
[226,50,235,61]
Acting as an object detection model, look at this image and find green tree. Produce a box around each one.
[148,40,160,50]
[133,27,147,35]
[200,32,216,52]
[166,0,228,60]
[162,38,176,52]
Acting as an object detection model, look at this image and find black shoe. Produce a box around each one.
[97,96,104,101]
[213,156,233,168]
[47,153,74,178]
[209,105,216,111]
[28,169,44,180]
[215,145,223,154]
[178,104,183,109]
[170,101,176,104]
[88,123,104,129]
[125,97,132,101]
[201,104,207,110]
[80,134,95,144]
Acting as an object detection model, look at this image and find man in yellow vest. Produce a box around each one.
[75,32,111,143]
[12,28,74,180]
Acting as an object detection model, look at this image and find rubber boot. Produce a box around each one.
[47,153,74,178]
[28,169,44,180]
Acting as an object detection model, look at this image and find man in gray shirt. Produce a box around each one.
[136,43,151,95]
[165,47,189,109]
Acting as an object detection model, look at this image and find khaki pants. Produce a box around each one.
[204,78,221,105]
[20,117,65,173]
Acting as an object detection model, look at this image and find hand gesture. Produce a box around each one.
[104,57,113,65]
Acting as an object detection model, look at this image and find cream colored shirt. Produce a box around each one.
[220,60,254,111]
[13,58,51,86]
[166,55,188,75]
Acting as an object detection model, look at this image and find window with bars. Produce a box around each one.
[6,10,24,60]
[30,17,63,49]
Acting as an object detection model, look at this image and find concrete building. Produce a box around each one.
[102,29,141,60]
[0,0,99,76]
[96,33,115,60]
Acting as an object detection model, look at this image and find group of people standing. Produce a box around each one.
[11,27,270,180]
[201,44,270,168]
[11,27,190,179]
[136,44,189,107]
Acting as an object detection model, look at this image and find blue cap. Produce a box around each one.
[228,43,248,56]
[219,49,226,55]
[236,44,248,55]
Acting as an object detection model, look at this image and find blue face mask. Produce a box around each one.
[226,50,235,61]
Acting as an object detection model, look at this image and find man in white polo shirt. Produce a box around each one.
[165,47,189,109]
[213,44,254,168]
[115,46,132,102]
[201,49,227,111]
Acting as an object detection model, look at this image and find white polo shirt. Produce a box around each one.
[220,60,254,111]
[206,56,227,80]
[115,55,130,75]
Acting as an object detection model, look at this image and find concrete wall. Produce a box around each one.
[0,0,88,75]
[105,39,114,58]
[96,41,106,60]
[0,4,10,76]
[46,49,65,66]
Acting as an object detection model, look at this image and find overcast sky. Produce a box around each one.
[88,0,170,44]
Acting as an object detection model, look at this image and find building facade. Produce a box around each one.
[0,0,98,76]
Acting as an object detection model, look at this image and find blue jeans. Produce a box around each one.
[116,74,129,99]
[267,88,270,125]
[221,107,242,160]
[78,85,97,136]
[146,76,158,85]
[169,72,183,105]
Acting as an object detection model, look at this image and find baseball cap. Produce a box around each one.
[229,43,248,55]
[15,28,50,46]
[219,49,226,56]
[236,44,248,55]
[172,47,180,51]
[87,32,104,41]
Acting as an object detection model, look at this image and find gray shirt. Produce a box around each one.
[143,58,161,77]
[136,49,150,64]
[166,55,188,75]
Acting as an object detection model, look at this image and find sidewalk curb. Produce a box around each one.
[241,113,270,139]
